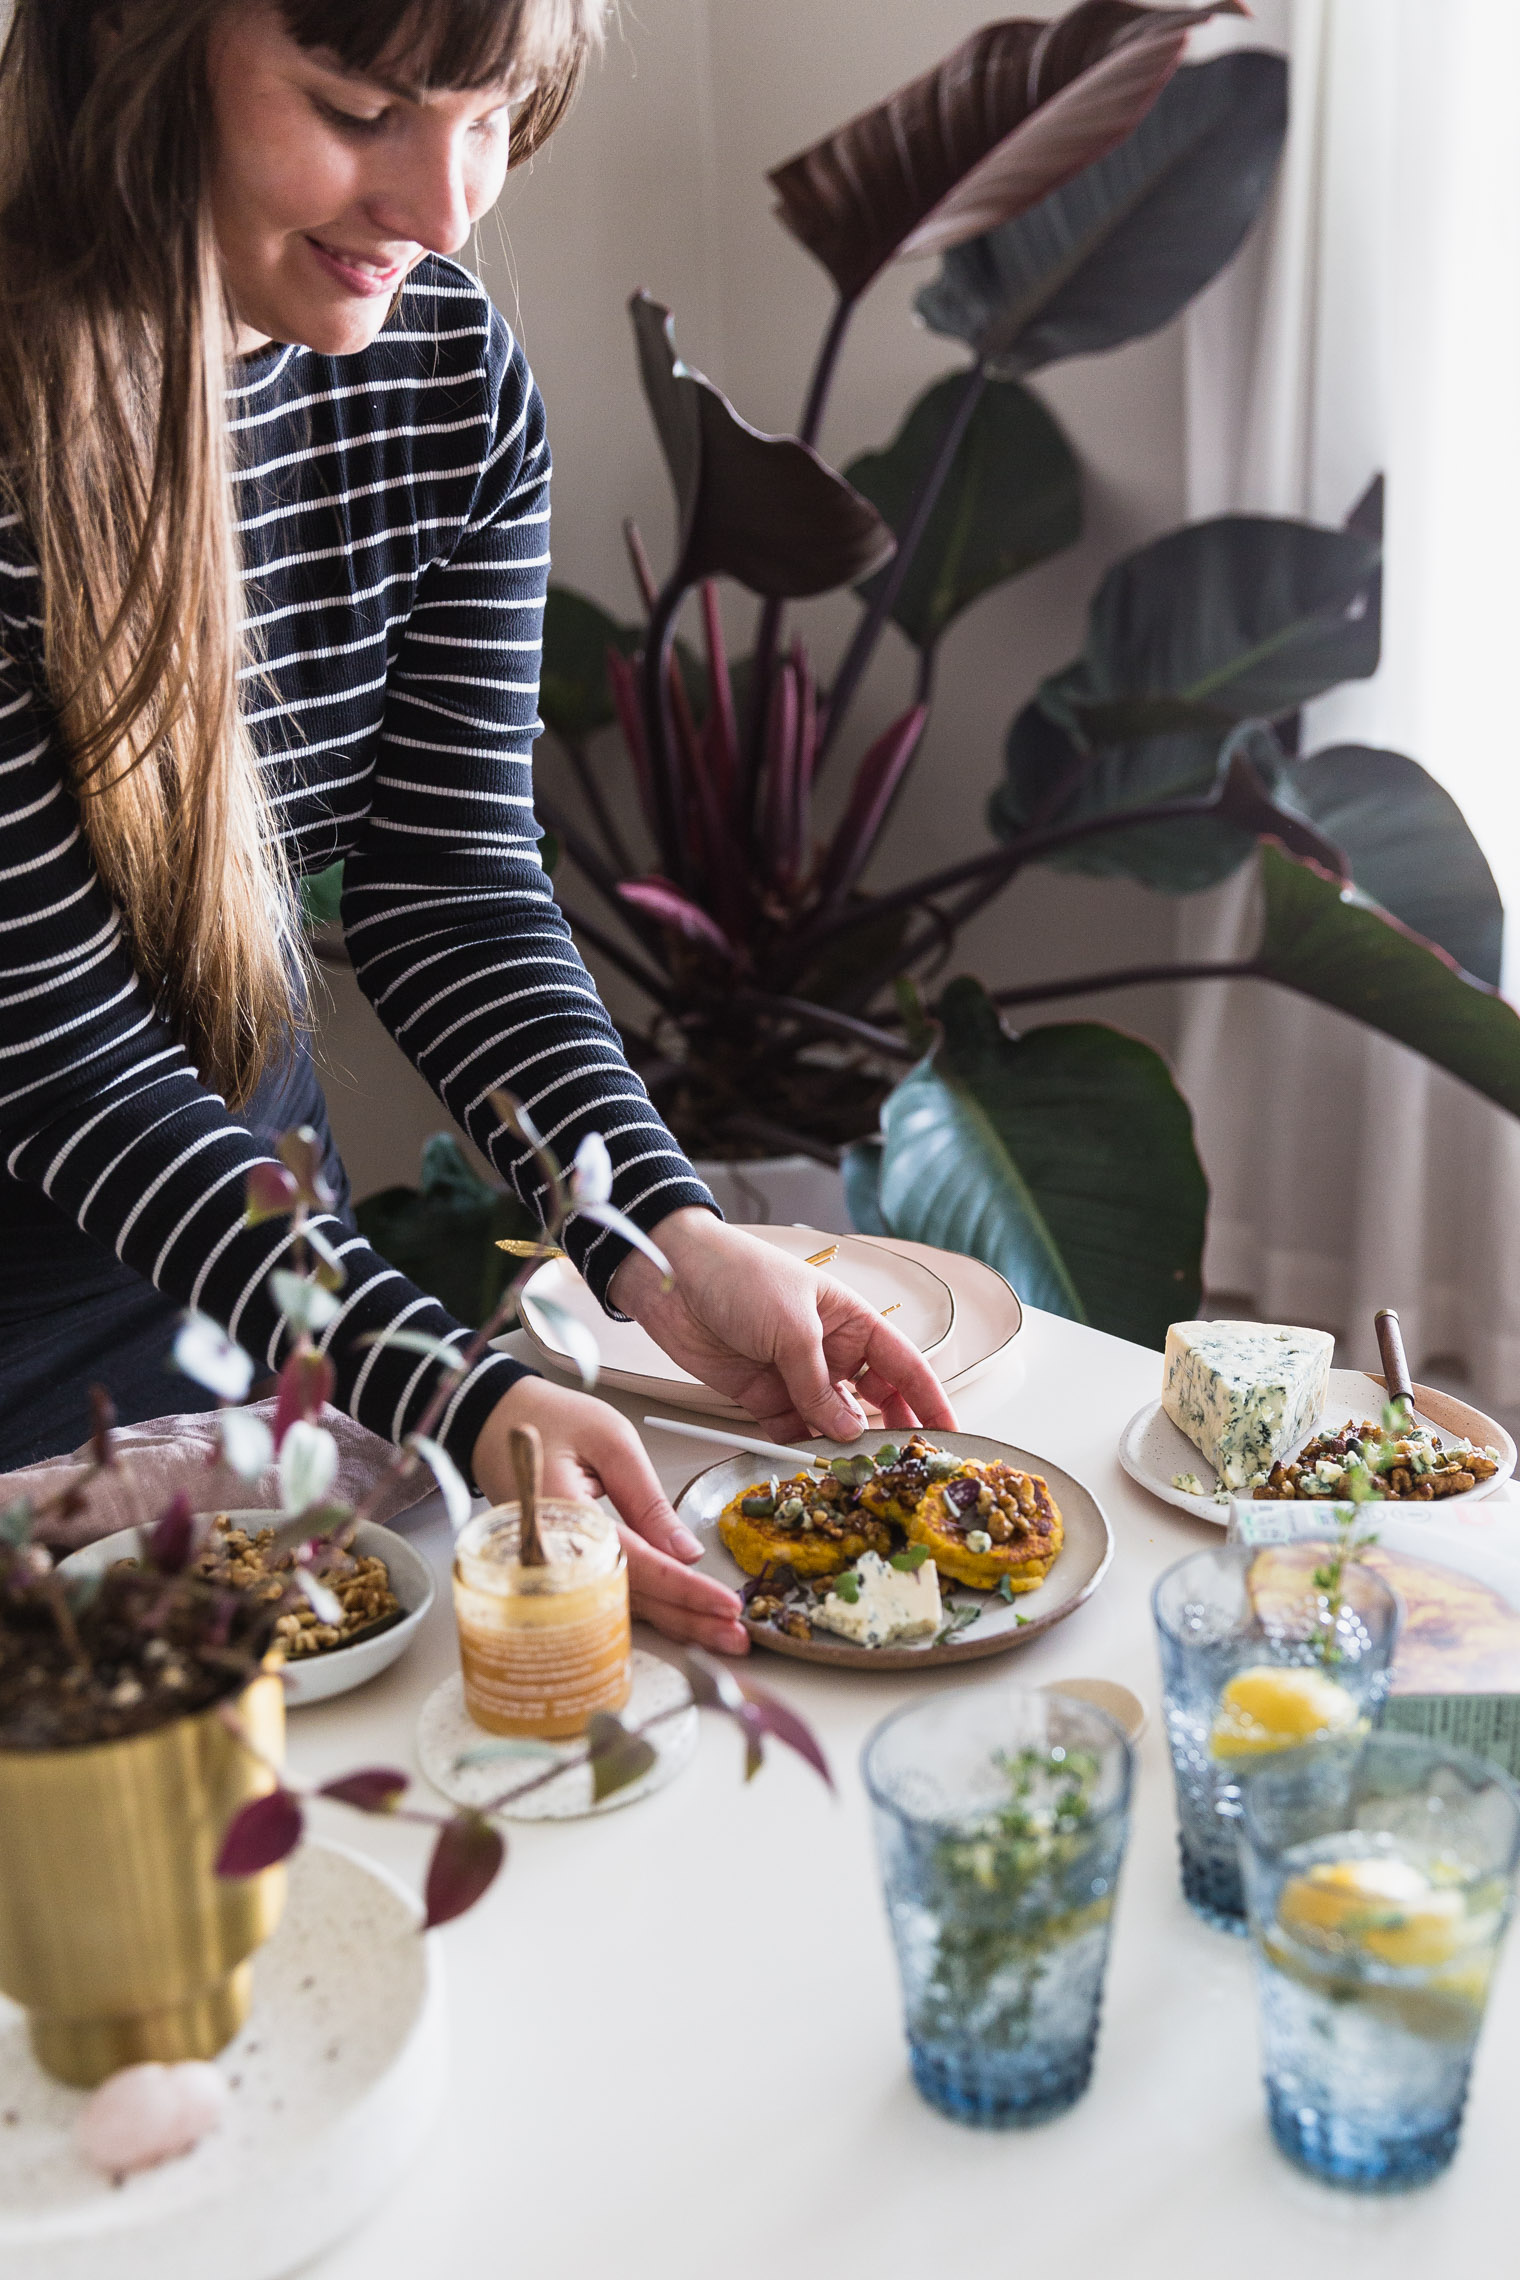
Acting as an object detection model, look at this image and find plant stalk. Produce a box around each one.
[818,362,989,768]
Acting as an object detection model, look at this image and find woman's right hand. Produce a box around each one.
[470,1376,749,1656]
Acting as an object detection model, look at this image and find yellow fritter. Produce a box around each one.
[716,1473,892,1579]
[905,1462,1064,1592]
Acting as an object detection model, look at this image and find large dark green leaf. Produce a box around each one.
[867,977,1206,1344]
[354,1135,537,1329]
[845,374,1081,651]
[768,6,1242,305]
[842,1136,890,1236]
[917,51,1286,377]
[630,294,893,599]
[1254,846,1520,1114]
[994,698,1253,891]
[1057,514,1382,736]
[1276,746,1504,989]
[539,588,639,743]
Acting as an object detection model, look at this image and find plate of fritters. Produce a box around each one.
[679,1431,1112,1670]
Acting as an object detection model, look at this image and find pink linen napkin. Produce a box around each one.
[2,1401,434,1543]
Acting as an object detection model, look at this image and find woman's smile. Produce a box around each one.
[303,236,412,298]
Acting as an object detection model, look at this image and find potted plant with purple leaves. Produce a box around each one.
[524,0,1519,1350]
[0,1104,828,2090]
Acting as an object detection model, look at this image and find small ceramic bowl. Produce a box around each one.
[58,1515,436,1708]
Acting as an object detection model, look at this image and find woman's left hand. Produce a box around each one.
[608,1210,959,1444]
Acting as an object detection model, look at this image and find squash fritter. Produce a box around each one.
[717,1471,892,1578]
[905,1461,1063,1592]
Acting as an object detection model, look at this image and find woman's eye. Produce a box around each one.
[317,99,390,137]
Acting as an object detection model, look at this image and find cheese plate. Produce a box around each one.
[679,1430,1112,1671]
[1120,1370,1517,1525]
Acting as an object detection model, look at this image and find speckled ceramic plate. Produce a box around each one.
[678,1430,1112,1671]
[1120,1370,1518,1526]
[0,1841,445,2280]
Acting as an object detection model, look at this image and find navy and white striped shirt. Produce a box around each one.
[0,256,713,1474]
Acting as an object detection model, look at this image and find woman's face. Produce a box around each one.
[206,4,516,355]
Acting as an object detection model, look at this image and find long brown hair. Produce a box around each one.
[0,1,602,1106]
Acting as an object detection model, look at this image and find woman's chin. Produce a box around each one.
[235,286,396,362]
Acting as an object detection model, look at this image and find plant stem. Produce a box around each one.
[641,580,690,888]
[474,1696,696,1819]
[561,737,634,876]
[732,989,915,1062]
[988,960,1261,1009]
[743,292,861,803]
[818,362,988,768]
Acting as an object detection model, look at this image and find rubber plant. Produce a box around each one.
[528,2,1520,1350]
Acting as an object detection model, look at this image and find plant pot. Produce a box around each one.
[0,1666,286,2087]
[690,1152,850,1234]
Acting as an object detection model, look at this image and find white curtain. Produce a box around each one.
[1176,0,1520,1401]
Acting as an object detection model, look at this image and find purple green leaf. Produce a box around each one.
[246,1160,301,1225]
[272,1348,335,1451]
[215,1786,304,1878]
[147,1492,196,1576]
[586,1711,659,1802]
[277,1127,336,1211]
[173,1313,255,1403]
[319,1768,409,1814]
[815,705,928,909]
[422,1811,506,1929]
[617,877,739,960]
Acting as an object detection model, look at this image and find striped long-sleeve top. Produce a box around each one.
[0,256,715,1476]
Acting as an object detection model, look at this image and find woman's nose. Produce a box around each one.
[366,122,476,257]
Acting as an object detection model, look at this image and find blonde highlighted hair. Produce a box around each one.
[0,0,604,1106]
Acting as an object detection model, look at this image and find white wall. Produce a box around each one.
[315,0,1194,1197]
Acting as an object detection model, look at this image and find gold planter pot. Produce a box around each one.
[0,1666,286,2087]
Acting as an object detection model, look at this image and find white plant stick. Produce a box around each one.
[641,1417,826,1472]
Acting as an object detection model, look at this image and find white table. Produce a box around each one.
[292,1307,1520,2280]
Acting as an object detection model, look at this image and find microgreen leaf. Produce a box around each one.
[173,1312,255,1403]
[586,1710,659,1801]
[219,1408,275,1483]
[277,1126,336,1211]
[89,1384,116,1469]
[147,1492,196,1576]
[578,1202,673,1287]
[520,1292,601,1390]
[891,1545,933,1571]
[318,1768,409,1814]
[408,1435,473,1530]
[246,1160,301,1225]
[830,1453,877,1486]
[570,1131,614,1207]
[422,1811,505,1929]
[215,1786,304,1878]
[271,1270,342,1334]
[278,1420,340,1517]
[996,1574,1017,1602]
[833,1570,861,1603]
[293,1566,344,1627]
[272,1348,334,1450]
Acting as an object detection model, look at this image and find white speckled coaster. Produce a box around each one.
[0,1842,446,2280]
[416,1649,698,1820]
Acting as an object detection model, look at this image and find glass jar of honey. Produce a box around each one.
[452,1500,632,1740]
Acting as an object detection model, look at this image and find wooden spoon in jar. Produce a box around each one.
[1374,1307,1415,1413]
[511,1422,548,1568]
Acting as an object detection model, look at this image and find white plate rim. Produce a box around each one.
[677,1428,1112,1671]
[1118,1369,1518,1526]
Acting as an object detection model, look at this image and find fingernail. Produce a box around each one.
[674,1525,703,1559]
[831,1396,866,1436]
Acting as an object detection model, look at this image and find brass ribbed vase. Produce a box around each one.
[0,1667,287,2086]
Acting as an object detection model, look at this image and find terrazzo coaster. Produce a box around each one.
[417,1649,699,1820]
[0,1842,446,2280]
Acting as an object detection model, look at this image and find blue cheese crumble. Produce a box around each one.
[1162,1321,1334,1491]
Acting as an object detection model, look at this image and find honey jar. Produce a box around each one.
[452,1498,632,1740]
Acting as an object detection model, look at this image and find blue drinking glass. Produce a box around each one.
[1238,1731,1520,2191]
[863,1685,1132,2128]
[1152,1542,1400,1932]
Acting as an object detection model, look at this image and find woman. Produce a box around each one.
[0,0,954,1653]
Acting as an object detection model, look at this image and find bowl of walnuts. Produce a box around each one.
[60,1514,436,1707]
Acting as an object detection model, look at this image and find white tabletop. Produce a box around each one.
[290,1308,1520,2280]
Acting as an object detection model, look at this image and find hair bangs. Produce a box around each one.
[279,0,596,98]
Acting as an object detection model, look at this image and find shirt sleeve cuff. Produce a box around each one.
[561,1178,722,1320]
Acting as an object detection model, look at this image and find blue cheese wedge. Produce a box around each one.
[811,1551,942,1648]
[1162,1321,1334,1491]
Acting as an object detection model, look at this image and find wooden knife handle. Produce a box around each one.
[510,1421,547,1567]
[1374,1308,1414,1410]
